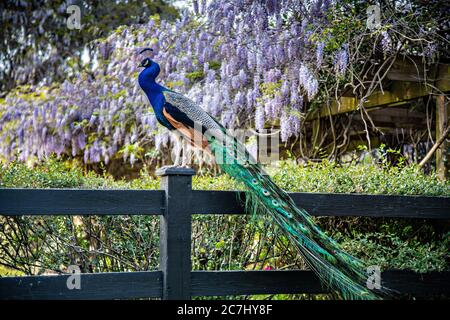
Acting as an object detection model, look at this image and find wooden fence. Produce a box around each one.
[0,167,449,299]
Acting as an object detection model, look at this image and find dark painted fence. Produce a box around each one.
[0,167,449,300]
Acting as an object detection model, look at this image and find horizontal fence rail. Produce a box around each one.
[2,270,449,300]
[0,167,449,300]
[191,190,450,218]
[0,189,165,215]
[1,189,449,218]
[0,271,163,300]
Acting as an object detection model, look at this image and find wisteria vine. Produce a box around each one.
[0,0,446,166]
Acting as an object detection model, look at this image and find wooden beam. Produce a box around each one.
[435,64,450,93]
[353,107,428,128]
[191,270,450,297]
[1,270,449,299]
[382,57,450,89]
[308,82,435,120]
[191,191,450,219]
[307,63,450,121]
[436,95,449,180]
[0,189,448,219]
[0,271,163,300]
[191,270,324,296]
[386,57,426,82]
[0,189,164,215]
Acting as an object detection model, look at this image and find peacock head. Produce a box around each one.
[138,48,160,81]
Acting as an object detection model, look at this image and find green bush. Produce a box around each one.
[1,158,448,195]
[270,160,449,196]
[338,232,449,273]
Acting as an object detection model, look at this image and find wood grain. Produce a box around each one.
[0,189,164,215]
[192,190,450,219]
[0,271,162,300]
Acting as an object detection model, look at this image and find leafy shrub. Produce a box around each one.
[270,160,449,196]
[337,232,449,273]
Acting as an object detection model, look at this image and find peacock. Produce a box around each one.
[137,48,389,300]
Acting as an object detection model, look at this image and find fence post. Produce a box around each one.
[156,166,195,300]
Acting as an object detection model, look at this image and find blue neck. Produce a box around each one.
[138,65,176,130]
[139,79,165,108]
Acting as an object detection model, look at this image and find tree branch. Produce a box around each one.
[418,123,450,168]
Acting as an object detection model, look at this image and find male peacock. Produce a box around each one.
[137,48,388,300]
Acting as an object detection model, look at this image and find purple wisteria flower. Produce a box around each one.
[334,44,349,75]
[298,64,319,100]
[0,1,375,165]
[316,42,325,67]
[381,31,392,53]
[255,107,265,131]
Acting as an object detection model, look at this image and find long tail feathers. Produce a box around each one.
[207,130,392,300]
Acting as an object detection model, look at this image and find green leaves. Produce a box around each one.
[341,232,449,273]
[185,71,205,82]
[270,160,449,196]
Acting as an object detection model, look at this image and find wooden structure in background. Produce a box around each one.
[305,57,450,179]
[436,95,449,180]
